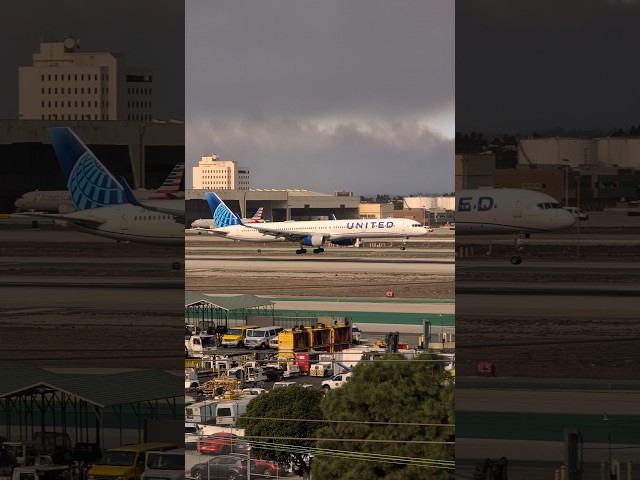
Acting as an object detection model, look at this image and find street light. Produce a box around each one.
[562,159,570,207]
[246,445,252,480]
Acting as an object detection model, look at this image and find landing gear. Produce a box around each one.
[400,237,408,251]
[313,247,325,254]
[511,233,526,265]
[296,248,308,254]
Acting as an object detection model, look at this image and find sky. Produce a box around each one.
[456,0,640,135]
[0,0,184,120]
[185,0,454,196]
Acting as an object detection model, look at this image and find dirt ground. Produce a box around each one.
[186,270,454,298]
[456,316,640,379]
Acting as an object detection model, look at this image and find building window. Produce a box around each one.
[81,88,84,94]
[81,101,84,107]
[48,74,51,81]
[41,74,44,81]
[81,74,84,81]
[41,101,44,107]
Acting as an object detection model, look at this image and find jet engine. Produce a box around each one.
[302,235,325,247]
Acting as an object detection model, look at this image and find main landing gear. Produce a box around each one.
[295,247,325,254]
[510,233,526,265]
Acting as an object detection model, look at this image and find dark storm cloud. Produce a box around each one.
[456,0,640,134]
[0,0,184,119]
[186,0,454,195]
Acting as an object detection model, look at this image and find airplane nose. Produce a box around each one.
[561,211,576,228]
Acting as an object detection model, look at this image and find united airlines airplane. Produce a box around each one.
[19,128,184,246]
[200,193,429,253]
[456,188,576,264]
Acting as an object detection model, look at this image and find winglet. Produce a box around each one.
[119,176,143,207]
[205,192,244,227]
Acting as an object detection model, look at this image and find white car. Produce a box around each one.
[269,337,279,349]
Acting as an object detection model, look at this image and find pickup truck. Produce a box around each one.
[321,372,352,391]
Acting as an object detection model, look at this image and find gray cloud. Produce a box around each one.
[186,0,454,194]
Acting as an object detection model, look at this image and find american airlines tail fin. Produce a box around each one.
[152,162,185,197]
[205,192,244,227]
[246,207,264,223]
[47,127,127,210]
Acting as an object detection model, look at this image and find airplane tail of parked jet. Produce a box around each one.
[205,192,245,227]
[149,162,185,199]
[246,207,264,223]
[48,127,127,211]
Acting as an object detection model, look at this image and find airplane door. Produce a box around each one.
[513,200,522,217]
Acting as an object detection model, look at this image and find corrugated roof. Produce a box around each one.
[0,362,183,408]
[185,292,273,311]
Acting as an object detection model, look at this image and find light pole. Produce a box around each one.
[562,159,570,206]
[246,445,252,480]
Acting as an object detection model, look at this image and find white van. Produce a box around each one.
[141,448,185,480]
[243,326,284,349]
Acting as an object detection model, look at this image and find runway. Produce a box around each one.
[186,254,454,274]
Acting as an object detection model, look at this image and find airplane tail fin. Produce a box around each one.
[154,162,185,195]
[247,207,264,223]
[205,192,244,227]
[47,127,127,210]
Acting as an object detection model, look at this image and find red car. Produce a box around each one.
[250,458,289,478]
[197,433,248,455]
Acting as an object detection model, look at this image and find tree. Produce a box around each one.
[312,354,454,480]
[237,385,324,480]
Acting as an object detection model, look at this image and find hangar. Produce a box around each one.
[185,189,361,225]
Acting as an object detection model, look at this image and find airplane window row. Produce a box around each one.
[537,202,563,209]
[133,215,172,220]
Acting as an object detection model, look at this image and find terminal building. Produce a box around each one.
[19,37,153,122]
[457,137,640,209]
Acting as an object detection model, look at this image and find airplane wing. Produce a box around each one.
[119,176,185,224]
[15,212,106,228]
[247,224,327,241]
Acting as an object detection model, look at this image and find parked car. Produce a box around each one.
[250,458,289,478]
[197,433,247,455]
[190,454,249,480]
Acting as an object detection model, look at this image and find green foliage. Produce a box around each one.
[237,385,324,479]
[312,354,454,480]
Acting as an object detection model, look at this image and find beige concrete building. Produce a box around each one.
[19,37,152,121]
[359,203,395,219]
[192,155,250,190]
[455,153,495,190]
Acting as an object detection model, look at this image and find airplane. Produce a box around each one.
[18,127,184,246]
[200,192,429,254]
[455,188,576,264]
[191,206,264,230]
[14,162,185,213]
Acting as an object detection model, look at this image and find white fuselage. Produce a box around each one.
[455,189,576,234]
[206,225,286,242]
[57,201,184,245]
[250,218,428,239]
[14,189,179,213]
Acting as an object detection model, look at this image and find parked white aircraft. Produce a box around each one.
[19,127,184,246]
[200,193,429,253]
[456,188,576,264]
[14,162,185,213]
